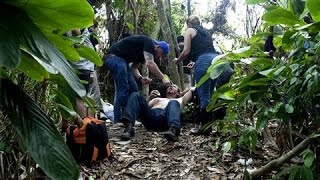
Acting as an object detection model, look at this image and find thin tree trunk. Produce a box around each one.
[155,0,181,88]
[166,0,184,90]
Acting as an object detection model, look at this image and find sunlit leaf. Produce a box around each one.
[285,104,294,113]
[273,66,286,77]
[307,0,320,22]
[76,45,103,67]
[259,68,275,76]
[45,32,81,62]
[263,7,305,26]
[5,0,94,30]
[290,77,298,85]
[249,58,273,71]
[210,62,230,80]
[282,30,296,51]
[0,78,79,180]
[196,72,210,87]
[249,32,272,44]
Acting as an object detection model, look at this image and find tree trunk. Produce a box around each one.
[155,0,181,88]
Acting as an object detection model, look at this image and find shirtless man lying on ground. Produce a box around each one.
[119,84,195,141]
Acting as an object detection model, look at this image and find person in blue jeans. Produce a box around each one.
[120,84,195,141]
[105,35,171,124]
[174,15,234,135]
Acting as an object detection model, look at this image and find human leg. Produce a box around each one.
[87,70,101,117]
[105,56,137,123]
[120,92,153,140]
[162,100,181,141]
[76,69,92,118]
[192,53,217,135]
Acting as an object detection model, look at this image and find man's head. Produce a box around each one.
[186,15,201,28]
[177,35,184,52]
[166,84,180,98]
[153,40,170,61]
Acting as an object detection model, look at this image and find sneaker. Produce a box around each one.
[120,123,134,140]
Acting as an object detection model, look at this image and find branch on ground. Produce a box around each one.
[249,137,311,179]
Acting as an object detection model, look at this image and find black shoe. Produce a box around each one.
[120,123,134,140]
[190,126,211,136]
[163,127,179,142]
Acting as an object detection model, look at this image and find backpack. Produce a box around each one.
[66,117,114,167]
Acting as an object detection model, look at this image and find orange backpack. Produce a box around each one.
[66,117,114,166]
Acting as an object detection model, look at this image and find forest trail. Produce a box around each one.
[79,123,259,179]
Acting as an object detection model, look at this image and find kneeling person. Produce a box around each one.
[120,85,194,142]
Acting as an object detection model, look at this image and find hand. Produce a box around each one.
[162,78,171,87]
[187,62,195,69]
[140,76,152,85]
[173,58,179,64]
[149,90,161,100]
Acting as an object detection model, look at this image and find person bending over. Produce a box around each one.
[105,35,171,124]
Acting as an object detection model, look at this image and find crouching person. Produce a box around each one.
[120,84,194,142]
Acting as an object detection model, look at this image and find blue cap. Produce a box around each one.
[153,40,170,55]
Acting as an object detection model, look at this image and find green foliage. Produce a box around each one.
[0,79,79,180]
[262,7,305,26]
[0,0,100,179]
[307,0,320,22]
[5,0,94,31]
[201,0,320,177]
[274,149,316,179]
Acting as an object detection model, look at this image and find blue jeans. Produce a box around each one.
[121,92,181,131]
[195,53,234,109]
[105,55,138,123]
[194,53,217,109]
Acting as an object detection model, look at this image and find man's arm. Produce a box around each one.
[131,62,142,79]
[143,51,171,86]
[182,87,196,105]
[174,28,195,64]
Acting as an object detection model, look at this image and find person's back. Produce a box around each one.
[191,25,216,59]
[108,35,156,64]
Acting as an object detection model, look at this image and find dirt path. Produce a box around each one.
[80,123,248,179]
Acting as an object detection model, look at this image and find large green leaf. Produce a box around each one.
[282,29,296,51]
[5,0,94,30]
[307,0,320,22]
[0,78,79,180]
[53,89,74,110]
[0,28,20,68]
[18,53,50,81]
[210,62,230,80]
[76,45,103,67]
[44,32,81,62]
[0,5,86,97]
[249,58,274,71]
[263,7,305,26]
